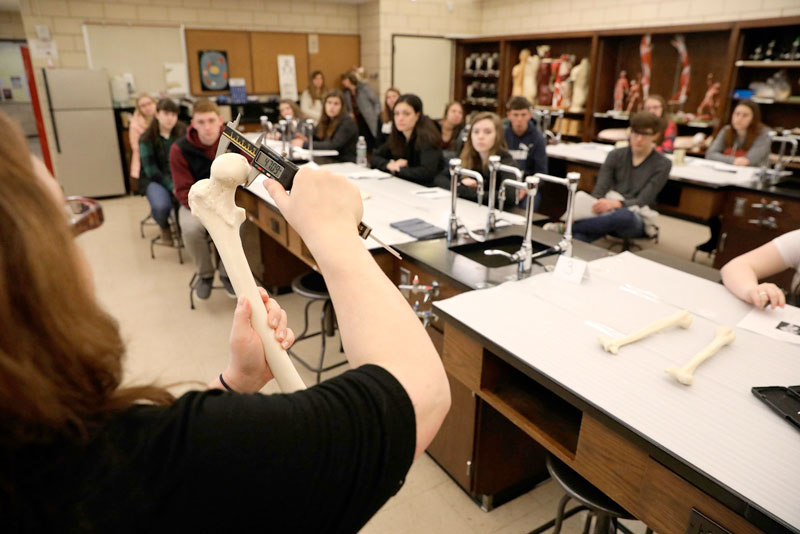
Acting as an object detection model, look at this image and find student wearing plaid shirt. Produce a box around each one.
[139,99,186,245]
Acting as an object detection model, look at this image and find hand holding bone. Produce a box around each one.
[599,309,693,354]
[666,326,735,386]
[189,153,306,393]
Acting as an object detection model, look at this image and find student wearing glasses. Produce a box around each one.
[556,112,671,243]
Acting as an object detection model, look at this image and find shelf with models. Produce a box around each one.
[463,71,500,79]
[735,60,800,68]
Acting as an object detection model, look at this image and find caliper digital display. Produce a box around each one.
[221,126,297,190]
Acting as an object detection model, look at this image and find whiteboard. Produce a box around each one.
[84,23,187,96]
[392,35,453,120]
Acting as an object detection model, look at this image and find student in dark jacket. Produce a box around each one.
[371,93,443,185]
[504,96,548,209]
[138,98,186,245]
[435,101,465,155]
[436,111,518,206]
[292,90,358,162]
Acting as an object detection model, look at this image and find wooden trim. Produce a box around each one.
[597,21,734,36]
[733,15,800,29]
[582,34,600,142]
[442,323,483,391]
[720,25,742,124]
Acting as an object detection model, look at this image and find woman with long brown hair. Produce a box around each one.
[376,87,400,147]
[436,101,465,152]
[371,93,443,185]
[300,70,326,122]
[292,89,358,162]
[449,111,516,203]
[0,108,450,531]
[707,100,771,167]
[138,98,186,245]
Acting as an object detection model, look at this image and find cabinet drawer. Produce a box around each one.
[257,202,288,245]
[723,192,800,231]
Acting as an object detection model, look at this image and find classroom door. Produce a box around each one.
[392,35,453,120]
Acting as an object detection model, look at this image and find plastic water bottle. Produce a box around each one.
[356,136,367,166]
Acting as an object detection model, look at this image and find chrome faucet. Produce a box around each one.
[759,132,797,185]
[484,175,539,275]
[487,155,523,236]
[485,171,580,274]
[447,158,485,245]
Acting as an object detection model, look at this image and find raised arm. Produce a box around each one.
[263,170,451,459]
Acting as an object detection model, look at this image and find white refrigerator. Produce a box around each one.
[43,68,125,197]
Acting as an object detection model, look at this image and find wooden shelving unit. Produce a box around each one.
[454,16,800,143]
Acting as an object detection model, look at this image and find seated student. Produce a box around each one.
[504,96,548,177]
[436,111,517,205]
[128,94,157,183]
[707,100,771,167]
[300,70,326,122]
[0,108,450,532]
[171,99,234,299]
[721,229,800,308]
[643,94,676,153]
[376,87,400,147]
[341,72,381,150]
[292,90,358,163]
[552,112,671,243]
[436,101,465,155]
[138,98,186,245]
[371,94,443,185]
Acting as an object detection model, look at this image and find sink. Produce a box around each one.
[449,235,552,268]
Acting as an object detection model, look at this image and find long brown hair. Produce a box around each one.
[279,99,304,120]
[723,100,764,151]
[381,87,400,123]
[307,70,326,101]
[387,93,442,158]
[0,111,174,449]
[316,90,347,140]
[459,112,508,171]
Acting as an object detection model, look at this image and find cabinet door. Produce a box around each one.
[426,372,477,492]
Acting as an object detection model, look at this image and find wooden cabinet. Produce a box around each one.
[714,189,800,290]
[397,258,549,509]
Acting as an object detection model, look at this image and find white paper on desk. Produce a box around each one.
[412,188,450,199]
[321,162,389,180]
[562,190,599,221]
[737,305,800,345]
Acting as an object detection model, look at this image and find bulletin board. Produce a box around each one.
[85,22,185,96]
[393,35,453,120]
[308,34,360,93]
[250,32,309,95]
[185,29,253,96]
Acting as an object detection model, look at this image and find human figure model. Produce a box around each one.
[696,73,721,119]
[569,58,590,113]
[511,49,531,97]
[536,45,553,106]
[626,74,643,114]
[640,34,652,101]
[669,35,691,110]
[613,70,629,112]
[552,54,573,109]
[524,52,539,103]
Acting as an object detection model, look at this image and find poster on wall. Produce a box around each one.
[198,50,229,91]
[277,54,298,101]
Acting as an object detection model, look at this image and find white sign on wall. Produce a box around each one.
[277,54,298,101]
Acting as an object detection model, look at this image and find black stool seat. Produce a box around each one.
[291,272,329,300]
[546,455,631,518]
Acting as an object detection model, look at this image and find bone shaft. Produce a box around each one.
[211,229,306,393]
[618,311,688,346]
[682,337,731,373]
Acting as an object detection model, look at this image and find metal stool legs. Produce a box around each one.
[287,296,346,384]
[150,209,184,263]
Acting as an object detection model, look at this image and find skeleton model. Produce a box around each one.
[696,73,721,119]
[552,54,574,109]
[669,34,691,110]
[613,70,629,112]
[626,73,643,114]
[568,58,590,113]
[536,45,553,106]
[188,153,306,393]
[640,34,652,101]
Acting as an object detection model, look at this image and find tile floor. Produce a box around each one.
[78,195,711,533]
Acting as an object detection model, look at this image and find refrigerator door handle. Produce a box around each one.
[42,68,61,153]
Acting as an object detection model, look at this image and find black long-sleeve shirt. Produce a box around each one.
[305,115,358,163]
[371,132,443,185]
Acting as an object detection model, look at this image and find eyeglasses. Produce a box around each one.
[65,196,104,236]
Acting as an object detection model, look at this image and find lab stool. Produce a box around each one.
[139,211,158,238]
[287,271,346,384]
[606,226,659,253]
[528,455,653,534]
[141,209,184,263]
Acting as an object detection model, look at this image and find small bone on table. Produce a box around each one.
[598,309,693,355]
